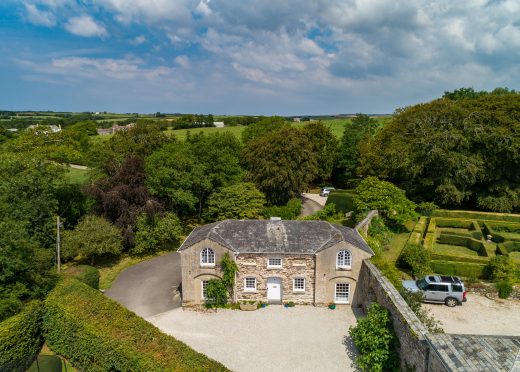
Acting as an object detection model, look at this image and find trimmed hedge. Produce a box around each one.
[63,265,100,289]
[0,301,44,372]
[43,279,229,372]
[430,253,489,264]
[432,210,520,223]
[426,218,436,234]
[423,233,436,250]
[430,260,486,278]
[413,217,428,236]
[407,232,422,246]
[482,222,520,243]
[434,218,474,229]
[437,233,496,258]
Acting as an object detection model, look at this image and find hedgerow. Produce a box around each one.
[43,279,229,372]
[436,233,494,257]
[429,253,489,264]
[63,265,100,289]
[432,210,520,223]
[0,301,44,372]
[430,260,486,278]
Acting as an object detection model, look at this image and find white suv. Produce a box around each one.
[402,275,467,307]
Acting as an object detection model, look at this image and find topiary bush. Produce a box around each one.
[63,265,100,289]
[399,244,431,278]
[43,279,229,372]
[496,281,513,299]
[349,303,399,372]
[484,255,516,281]
[0,301,44,372]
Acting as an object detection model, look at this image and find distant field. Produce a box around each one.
[65,167,90,184]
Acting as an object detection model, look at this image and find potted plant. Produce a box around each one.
[328,303,336,310]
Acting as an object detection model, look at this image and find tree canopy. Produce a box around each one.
[205,182,266,221]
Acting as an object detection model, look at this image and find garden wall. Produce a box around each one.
[356,260,430,371]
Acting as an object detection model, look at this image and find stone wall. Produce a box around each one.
[236,254,315,304]
[356,260,430,371]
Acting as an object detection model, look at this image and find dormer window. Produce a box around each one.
[200,248,215,266]
[336,250,352,269]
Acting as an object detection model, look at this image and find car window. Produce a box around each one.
[452,284,463,292]
[426,284,448,291]
[417,279,428,290]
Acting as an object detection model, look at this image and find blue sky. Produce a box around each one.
[1,0,519,115]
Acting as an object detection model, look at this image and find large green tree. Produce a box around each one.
[302,121,338,183]
[359,90,520,212]
[205,182,266,221]
[241,116,289,144]
[133,212,183,255]
[242,127,318,205]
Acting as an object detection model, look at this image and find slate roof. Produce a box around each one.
[427,333,520,372]
[179,220,373,255]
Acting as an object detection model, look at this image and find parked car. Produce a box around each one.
[402,275,467,307]
[319,187,335,197]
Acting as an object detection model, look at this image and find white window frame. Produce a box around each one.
[293,278,305,292]
[244,277,257,292]
[336,250,352,269]
[267,257,282,269]
[201,280,209,300]
[200,248,215,267]
[335,282,350,304]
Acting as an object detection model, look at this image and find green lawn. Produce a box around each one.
[326,190,355,212]
[510,251,520,262]
[65,167,90,185]
[437,227,471,236]
[434,243,480,257]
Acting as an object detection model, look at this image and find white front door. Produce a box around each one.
[267,277,282,302]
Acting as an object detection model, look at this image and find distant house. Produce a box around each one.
[293,117,301,122]
[179,219,373,307]
[214,121,225,128]
[27,124,62,133]
[96,123,135,135]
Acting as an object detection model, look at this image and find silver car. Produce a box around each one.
[402,275,467,307]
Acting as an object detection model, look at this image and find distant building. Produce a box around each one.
[214,121,225,128]
[96,123,135,135]
[27,124,62,133]
[293,117,301,122]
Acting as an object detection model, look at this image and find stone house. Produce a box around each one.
[179,219,373,306]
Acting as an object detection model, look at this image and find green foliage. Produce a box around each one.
[300,203,344,222]
[325,190,355,213]
[354,177,417,225]
[62,215,123,264]
[0,301,44,372]
[359,92,520,211]
[436,233,491,257]
[334,114,380,186]
[205,279,228,308]
[399,244,431,278]
[146,132,243,217]
[399,289,443,333]
[301,121,338,182]
[63,265,100,289]
[496,281,513,299]
[263,198,302,220]
[349,303,399,372]
[241,116,288,144]
[484,256,516,281]
[205,182,266,221]
[430,260,486,278]
[133,212,183,255]
[415,202,438,216]
[43,279,229,371]
[432,209,520,223]
[242,126,318,205]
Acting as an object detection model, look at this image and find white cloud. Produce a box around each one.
[24,4,56,27]
[130,35,146,45]
[174,55,190,68]
[195,0,212,16]
[64,15,107,37]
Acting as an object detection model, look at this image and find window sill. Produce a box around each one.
[200,264,216,268]
[293,290,305,294]
[244,290,258,293]
[336,267,352,271]
[267,266,282,270]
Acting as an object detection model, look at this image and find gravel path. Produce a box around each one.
[423,293,520,336]
[105,252,181,318]
[148,306,361,372]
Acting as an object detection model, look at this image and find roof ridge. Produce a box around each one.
[313,221,340,253]
[212,220,237,252]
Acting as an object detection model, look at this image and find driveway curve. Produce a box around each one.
[105,252,181,318]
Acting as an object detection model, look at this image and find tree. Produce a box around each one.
[302,121,338,183]
[146,132,243,217]
[242,127,319,205]
[359,90,520,211]
[349,303,399,372]
[205,182,266,221]
[86,156,163,245]
[62,215,123,264]
[334,114,379,186]
[241,116,289,144]
[353,177,416,224]
[133,212,183,255]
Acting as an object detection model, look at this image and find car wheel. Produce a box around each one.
[445,297,458,307]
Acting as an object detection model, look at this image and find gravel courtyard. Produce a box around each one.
[147,305,360,372]
[423,293,520,336]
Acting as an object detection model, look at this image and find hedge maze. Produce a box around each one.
[407,210,520,278]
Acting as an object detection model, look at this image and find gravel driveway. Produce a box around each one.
[423,293,520,336]
[148,306,361,372]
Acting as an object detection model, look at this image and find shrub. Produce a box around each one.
[263,198,302,220]
[415,202,437,216]
[63,265,100,289]
[430,260,486,278]
[349,303,399,372]
[399,289,443,334]
[484,256,516,281]
[0,301,44,372]
[496,281,513,299]
[205,279,228,308]
[371,257,403,290]
[399,244,431,277]
[43,279,229,372]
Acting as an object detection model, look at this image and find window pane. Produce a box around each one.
[452,284,462,292]
[335,283,350,302]
[337,250,352,267]
[245,277,256,289]
[294,278,305,290]
[202,280,208,299]
[268,258,282,266]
